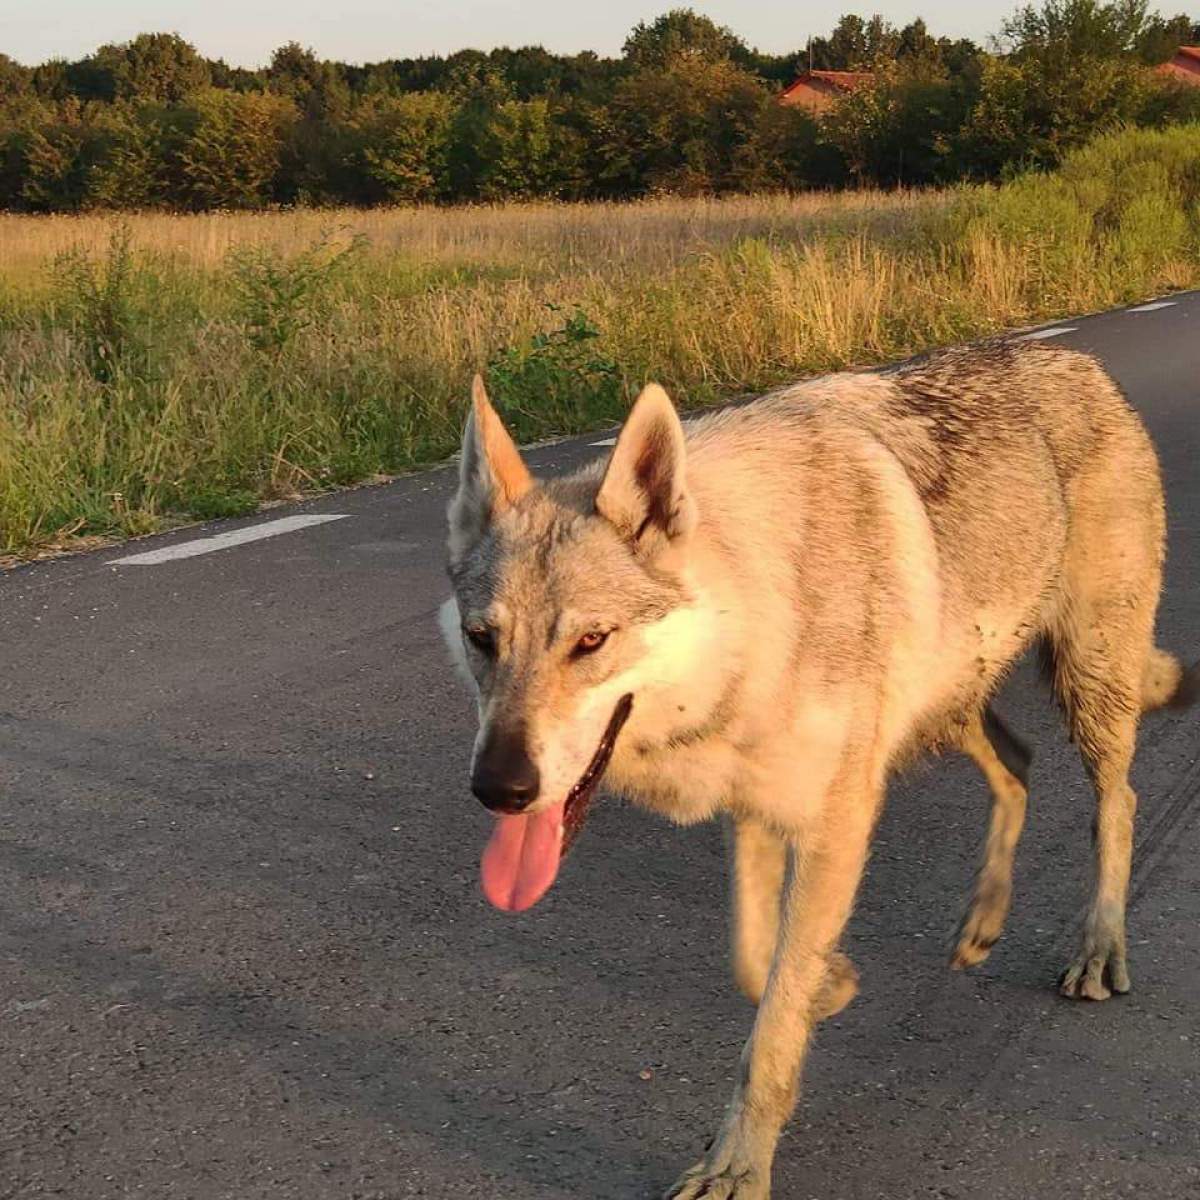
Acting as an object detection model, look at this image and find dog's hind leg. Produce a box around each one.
[727,817,858,1019]
[1051,461,1167,1000]
[950,707,1031,970]
[1054,667,1142,1001]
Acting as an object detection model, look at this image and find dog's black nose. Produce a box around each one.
[471,730,540,813]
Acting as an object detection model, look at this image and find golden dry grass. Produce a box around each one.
[0,189,937,277]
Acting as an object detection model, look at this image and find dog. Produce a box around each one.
[439,343,1197,1199]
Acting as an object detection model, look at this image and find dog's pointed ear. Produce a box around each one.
[448,375,533,558]
[595,383,695,550]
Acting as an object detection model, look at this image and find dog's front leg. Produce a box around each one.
[726,817,787,1004]
[665,785,879,1200]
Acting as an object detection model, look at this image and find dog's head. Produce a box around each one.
[441,375,705,912]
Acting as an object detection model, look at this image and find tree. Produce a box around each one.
[208,59,267,93]
[1,12,1198,211]
[485,46,569,99]
[622,9,748,69]
[745,102,847,190]
[0,54,32,97]
[351,91,455,203]
[824,62,975,185]
[268,43,349,120]
[170,88,296,209]
[1002,0,1162,60]
[84,104,166,207]
[953,0,1177,176]
[264,45,351,201]
[30,59,74,102]
[19,127,88,210]
[956,47,1150,174]
[744,49,804,88]
[543,96,606,197]
[476,98,554,199]
[442,69,515,198]
[954,57,1036,176]
[1134,13,1195,63]
[820,65,899,183]
[602,56,768,195]
[1136,71,1200,124]
[831,15,869,67]
[13,100,91,211]
[88,33,211,104]
[808,13,956,69]
[808,14,898,68]
[898,18,939,62]
[437,49,495,95]
[863,15,903,61]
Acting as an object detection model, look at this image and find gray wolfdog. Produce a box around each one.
[439,342,1197,1199]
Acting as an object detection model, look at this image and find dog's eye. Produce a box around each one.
[573,630,610,657]
[464,625,496,656]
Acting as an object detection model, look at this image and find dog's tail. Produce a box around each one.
[1142,648,1200,713]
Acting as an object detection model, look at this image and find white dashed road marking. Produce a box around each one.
[1017,326,1078,341]
[97,299,1188,567]
[109,514,349,566]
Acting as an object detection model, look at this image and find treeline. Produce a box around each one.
[2,2,1199,210]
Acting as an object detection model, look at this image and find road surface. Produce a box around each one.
[2,295,1198,1199]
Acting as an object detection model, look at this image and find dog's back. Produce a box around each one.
[667,343,1169,759]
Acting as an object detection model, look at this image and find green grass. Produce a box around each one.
[2,124,1199,560]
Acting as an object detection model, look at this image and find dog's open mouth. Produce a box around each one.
[561,693,634,855]
[480,693,633,913]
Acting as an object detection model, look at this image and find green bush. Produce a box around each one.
[51,222,144,383]
[228,230,366,354]
[487,306,623,438]
[175,486,259,520]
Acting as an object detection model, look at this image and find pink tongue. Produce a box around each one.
[480,801,565,912]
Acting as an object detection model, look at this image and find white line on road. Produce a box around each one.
[1127,301,1177,313]
[590,437,617,447]
[1017,326,1078,341]
[109,514,350,565]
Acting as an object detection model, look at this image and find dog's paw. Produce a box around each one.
[1059,938,1131,1001]
[813,950,859,1020]
[950,905,1002,970]
[949,878,1010,970]
[662,1161,769,1200]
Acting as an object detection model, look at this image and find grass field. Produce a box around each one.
[2,124,1199,560]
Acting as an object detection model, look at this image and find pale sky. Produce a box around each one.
[2,1,1022,68]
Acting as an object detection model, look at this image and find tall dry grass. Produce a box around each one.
[0,189,937,279]
[2,124,1199,559]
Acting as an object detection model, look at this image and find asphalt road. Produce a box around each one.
[2,294,1198,1200]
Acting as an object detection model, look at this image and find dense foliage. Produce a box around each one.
[1,4,1199,210]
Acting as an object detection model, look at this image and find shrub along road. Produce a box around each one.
[1,294,1198,1199]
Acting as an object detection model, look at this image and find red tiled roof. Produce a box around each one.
[1155,46,1200,83]
[780,70,873,101]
